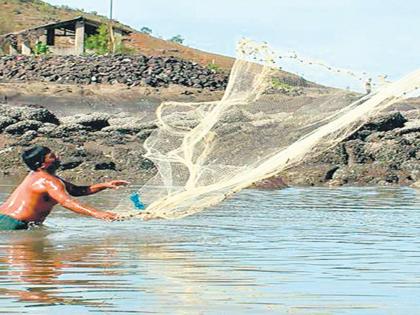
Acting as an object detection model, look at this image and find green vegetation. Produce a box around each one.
[34,41,49,55]
[169,35,184,44]
[271,78,294,91]
[140,26,152,35]
[85,24,110,55]
[271,77,302,95]
[85,24,133,55]
[207,62,221,73]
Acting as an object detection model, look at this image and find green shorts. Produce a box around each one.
[0,214,28,231]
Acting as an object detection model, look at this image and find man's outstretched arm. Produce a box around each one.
[63,180,129,197]
[46,178,119,221]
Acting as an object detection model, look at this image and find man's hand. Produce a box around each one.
[94,211,120,221]
[101,180,130,190]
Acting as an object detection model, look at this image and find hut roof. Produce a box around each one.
[0,16,133,38]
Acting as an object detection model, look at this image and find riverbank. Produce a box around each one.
[0,99,418,187]
[278,109,419,188]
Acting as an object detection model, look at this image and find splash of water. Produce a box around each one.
[117,39,419,220]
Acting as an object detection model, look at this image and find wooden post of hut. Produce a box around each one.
[75,20,85,55]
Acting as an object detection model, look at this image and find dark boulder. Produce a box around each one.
[60,158,83,171]
[0,116,17,131]
[349,112,408,141]
[21,107,59,125]
[4,120,42,135]
[94,161,116,170]
[61,113,110,131]
[363,112,407,132]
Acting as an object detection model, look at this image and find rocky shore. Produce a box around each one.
[0,54,228,90]
[0,102,418,188]
[0,103,157,183]
[277,110,420,188]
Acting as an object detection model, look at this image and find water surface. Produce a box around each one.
[0,185,419,314]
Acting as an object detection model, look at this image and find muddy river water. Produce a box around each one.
[1,184,419,314]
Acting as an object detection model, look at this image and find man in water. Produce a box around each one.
[0,146,127,230]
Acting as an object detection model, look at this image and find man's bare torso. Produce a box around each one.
[0,172,59,223]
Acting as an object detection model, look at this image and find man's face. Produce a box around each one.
[42,152,61,172]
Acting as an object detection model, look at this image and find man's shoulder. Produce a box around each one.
[31,172,65,188]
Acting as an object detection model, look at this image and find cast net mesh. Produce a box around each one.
[116,39,420,220]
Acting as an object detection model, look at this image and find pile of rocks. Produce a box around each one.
[0,54,228,90]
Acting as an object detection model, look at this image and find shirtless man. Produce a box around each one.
[0,146,127,230]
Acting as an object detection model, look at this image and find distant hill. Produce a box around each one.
[0,0,234,71]
[0,0,134,34]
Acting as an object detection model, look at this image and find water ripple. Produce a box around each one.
[0,186,419,314]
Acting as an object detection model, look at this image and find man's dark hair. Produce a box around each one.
[21,146,51,171]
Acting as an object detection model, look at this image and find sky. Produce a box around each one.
[45,0,419,88]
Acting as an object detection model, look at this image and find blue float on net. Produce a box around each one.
[130,193,145,210]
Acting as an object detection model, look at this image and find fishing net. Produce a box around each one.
[117,39,420,220]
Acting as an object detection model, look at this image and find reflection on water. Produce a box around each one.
[0,186,419,314]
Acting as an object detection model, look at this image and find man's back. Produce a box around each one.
[0,146,124,230]
[0,172,58,224]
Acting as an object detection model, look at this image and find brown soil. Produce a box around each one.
[127,33,234,72]
[0,0,133,35]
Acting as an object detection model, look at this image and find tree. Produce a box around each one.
[169,35,184,44]
[140,26,152,35]
[85,24,133,55]
[85,24,110,55]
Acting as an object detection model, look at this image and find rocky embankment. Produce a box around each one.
[0,54,228,90]
[276,111,420,188]
[0,103,157,183]
[0,103,418,187]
